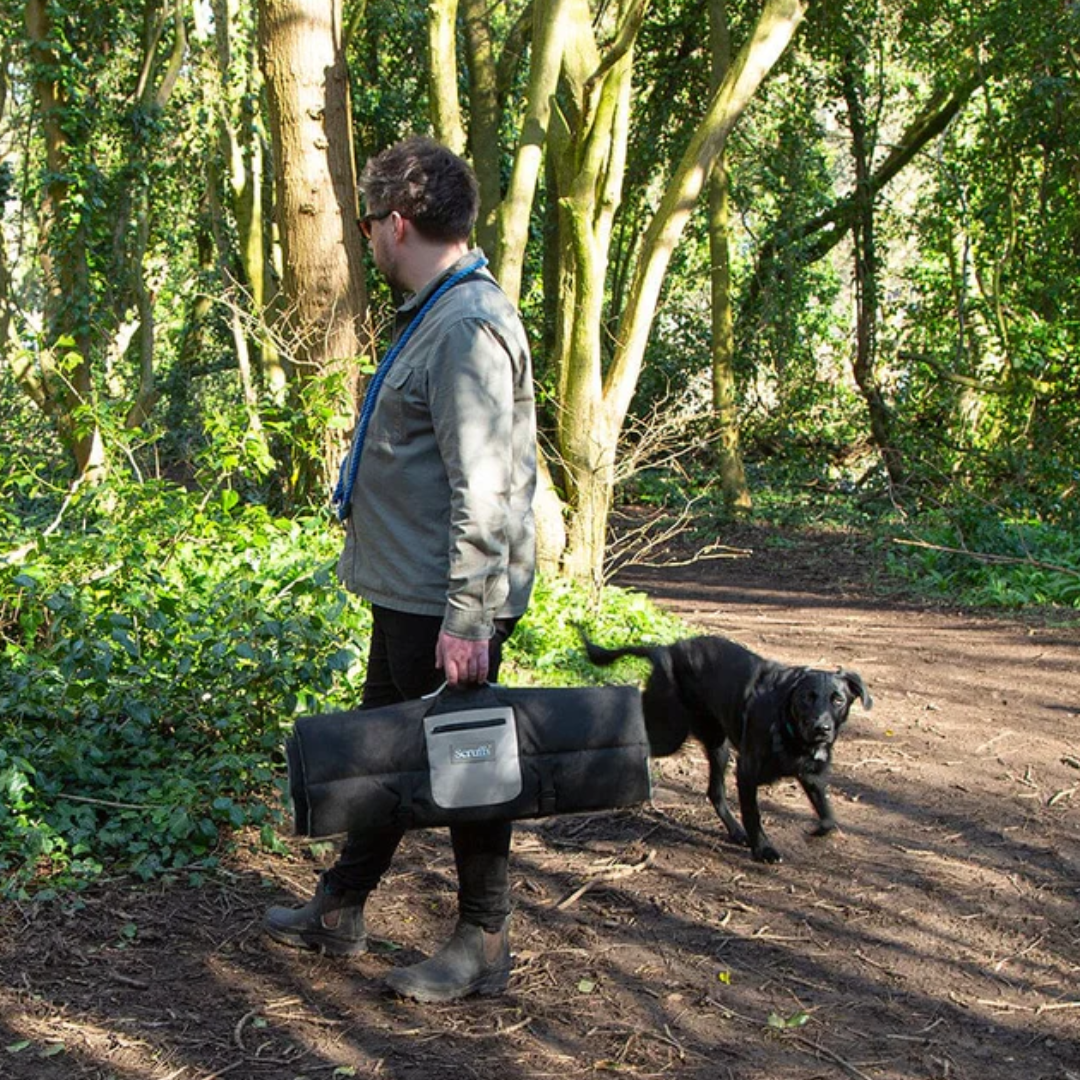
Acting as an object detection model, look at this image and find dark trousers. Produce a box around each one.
[324,605,517,931]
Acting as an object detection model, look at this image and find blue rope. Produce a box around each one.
[332,255,488,521]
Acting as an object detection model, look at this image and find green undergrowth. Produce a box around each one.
[653,461,1080,613]
[0,480,684,901]
[884,508,1080,610]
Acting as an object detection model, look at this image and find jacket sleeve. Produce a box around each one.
[427,316,516,640]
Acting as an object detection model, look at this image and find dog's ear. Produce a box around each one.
[841,670,872,711]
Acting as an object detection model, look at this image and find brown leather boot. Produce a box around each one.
[263,874,368,956]
[384,919,510,1002]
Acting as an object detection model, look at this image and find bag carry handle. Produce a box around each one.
[421,680,501,700]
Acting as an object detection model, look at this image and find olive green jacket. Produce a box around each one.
[337,250,537,640]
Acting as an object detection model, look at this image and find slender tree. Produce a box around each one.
[258,0,369,503]
[549,0,807,586]
[707,0,750,511]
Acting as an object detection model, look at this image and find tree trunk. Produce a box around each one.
[548,0,632,592]
[461,0,501,254]
[125,0,189,431]
[493,0,572,306]
[258,0,368,504]
[707,0,750,512]
[213,0,285,398]
[552,0,806,587]
[24,0,103,479]
[842,52,904,489]
[709,162,751,510]
[427,0,467,154]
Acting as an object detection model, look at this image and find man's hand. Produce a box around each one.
[436,631,490,686]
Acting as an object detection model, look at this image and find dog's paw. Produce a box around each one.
[752,844,782,864]
[809,820,838,838]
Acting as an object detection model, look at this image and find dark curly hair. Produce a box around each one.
[359,136,479,243]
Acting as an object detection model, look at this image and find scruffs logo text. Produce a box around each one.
[452,742,495,763]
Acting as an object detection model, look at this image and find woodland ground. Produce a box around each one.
[2,523,1079,1080]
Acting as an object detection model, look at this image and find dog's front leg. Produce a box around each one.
[705,741,748,846]
[735,758,781,863]
[798,772,837,836]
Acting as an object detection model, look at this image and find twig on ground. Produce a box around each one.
[198,1063,245,1080]
[790,1033,878,1080]
[107,971,151,990]
[553,850,656,910]
[975,730,1015,755]
[56,792,156,812]
[234,1009,259,1051]
[438,1016,533,1039]
[706,997,874,1080]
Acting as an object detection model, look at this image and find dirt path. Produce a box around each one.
[3,526,1079,1080]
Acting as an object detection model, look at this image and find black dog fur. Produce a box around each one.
[582,633,872,863]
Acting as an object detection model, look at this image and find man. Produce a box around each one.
[264,136,537,1004]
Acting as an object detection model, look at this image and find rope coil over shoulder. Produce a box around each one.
[332,254,489,522]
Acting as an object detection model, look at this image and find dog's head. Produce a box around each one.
[786,670,872,762]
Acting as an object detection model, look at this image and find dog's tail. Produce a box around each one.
[578,629,690,757]
[580,635,666,669]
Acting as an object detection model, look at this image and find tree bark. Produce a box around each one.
[707,0,749,511]
[427,0,467,154]
[552,0,806,587]
[548,0,632,591]
[213,0,285,398]
[461,0,501,253]
[842,52,904,489]
[258,0,368,504]
[493,0,572,305]
[24,0,102,478]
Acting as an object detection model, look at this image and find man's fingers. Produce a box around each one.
[436,632,490,686]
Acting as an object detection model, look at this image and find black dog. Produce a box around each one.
[582,633,871,863]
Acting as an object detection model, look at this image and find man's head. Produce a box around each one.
[359,136,479,244]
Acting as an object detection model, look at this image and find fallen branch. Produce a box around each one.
[55,792,156,812]
[790,1033,877,1080]
[892,537,1080,578]
[553,850,656,910]
[107,971,151,990]
[975,730,1015,755]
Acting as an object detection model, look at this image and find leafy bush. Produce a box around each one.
[0,479,685,899]
[885,507,1080,609]
[0,480,370,898]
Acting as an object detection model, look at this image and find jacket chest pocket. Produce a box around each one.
[371,361,423,447]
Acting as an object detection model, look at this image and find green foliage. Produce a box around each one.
[503,574,686,687]
[0,480,370,897]
[0,478,685,899]
[885,506,1080,609]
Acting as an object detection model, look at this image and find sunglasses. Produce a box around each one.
[359,208,393,239]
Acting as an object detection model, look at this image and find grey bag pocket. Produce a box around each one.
[423,706,523,810]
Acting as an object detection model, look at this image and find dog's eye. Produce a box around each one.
[831,693,845,707]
